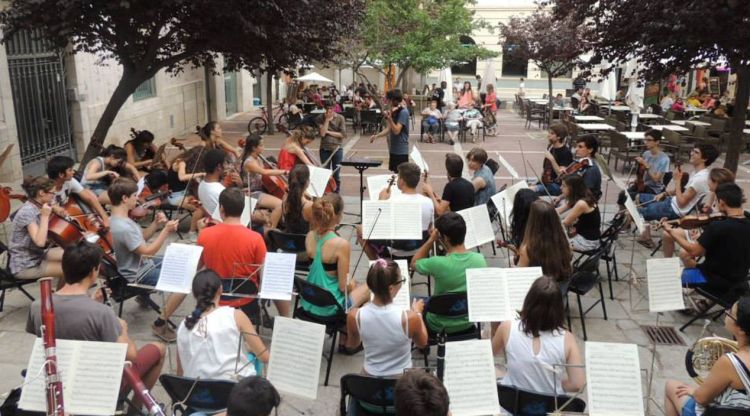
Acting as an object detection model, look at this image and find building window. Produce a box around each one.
[133,77,156,101]
[501,44,528,77]
[451,36,478,76]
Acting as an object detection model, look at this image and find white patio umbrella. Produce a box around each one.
[439,67,454,103]
[598,60,618,102]
[480,59,497,94]
[296,72,334,84]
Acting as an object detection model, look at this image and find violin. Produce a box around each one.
[558,158,590,181]
[658,213,727,230]
[541,145,554,186]
[129,190,171,220]
[634,160,647,193]
[0,187,27,223]
[170,137,187,152]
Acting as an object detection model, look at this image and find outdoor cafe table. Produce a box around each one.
[745,120,750,127]
[576,123,615,131]
[637,114,662,119]
[621,131,645,144]
[531,99,549,105]
[648,124,690,132]
[574,115,604,122]
[670,120,687,126]
[745,129,750,135]
[604,105,631,111]
[685,107,708,116]
[686,120,711,127]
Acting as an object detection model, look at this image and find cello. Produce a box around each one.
[237,137,289,199]
[0,187,26,223]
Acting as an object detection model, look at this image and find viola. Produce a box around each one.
[0,187,27,223]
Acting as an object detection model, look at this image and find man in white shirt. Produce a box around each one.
[360,161,434,259]
[636,144,718,246]
[197,149,227,217]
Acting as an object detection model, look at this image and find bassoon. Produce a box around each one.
[40,277,64,416]
[123,365,166,416]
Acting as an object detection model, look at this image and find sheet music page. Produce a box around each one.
[368,259,411,310]
[155,243,204,293]
[646,257,685,312]
[612,175,628,191]
[267,317,326,399]
[410,145,429,173]
[466,268,508,322]
[443,339,501,416]
[306,165,333,198]
[136,176,145,197]
[586,342,645,416]
[504,267,543,316]
[491,180,528,226]
[362,201,392,240]
[458,205,495,249]
[260,252,296,300]
[389,201,423,240]
[367,174,401,200]
[19,338,127,415]
[625,195,646,234]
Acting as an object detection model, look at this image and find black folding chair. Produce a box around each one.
[566,249,607,341]
[704,406,750,416]
[680,279,750,332]
[293,276,348,386]
[0,241,36,312]
[159,374,236,416]
[267,229,311,273]
[421,292,481,366]
[339,374,397,416]
[497,384,586,416]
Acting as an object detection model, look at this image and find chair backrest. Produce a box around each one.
[425,292,469,317]
[361,110,379,123]
[610,132,628,151]
[497,384,587,416]
[703,406,750,416]
[570,250,603,293]
[220,277,259,305]
[267,229,307,254]
[294,276,344,313]
[159,374,236,414]
[339,374,397,416]
[0,241,16,286]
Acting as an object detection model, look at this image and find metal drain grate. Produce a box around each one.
[641,325,686,346]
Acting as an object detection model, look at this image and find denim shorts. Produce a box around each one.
[682,397,697,416]
[638,197,679,221]
[535,182,562,197]
[682,268,707,287]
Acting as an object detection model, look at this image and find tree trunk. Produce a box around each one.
[80,70,145,167]
[266,71,274,134]
[548,73,554,110]
[395,64,410,92]
[723,64,749,173]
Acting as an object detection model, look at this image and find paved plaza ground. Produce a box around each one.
[2,107,750,414]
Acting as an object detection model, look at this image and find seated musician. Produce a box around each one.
[274,164,312,234]
[9,176,64,280]
[533,123,573,197]
[225,377,281,416]
[26,241,166,413]
[197,187,290,318]
[567,134,602,201]
[345,260,428,376]
[198,121,239,160]
[663,168,735,263]
[197,148,229,217]
[421,153,474,216]
[411,212,486,334]
[518,200,573,289]
[124,128,156,171]
[361,162,433,260]
[664,297,750,416]
[81,144,140,205]
[421,98,442,144]
[558,175,601,252]
[304,193,370,349]
[47,155,110,226]
[661,183,750,293]
[277,125,317,171]
[394,356,450,416]
[317,101,347,192]
[165,145,206,238]
[508,189,539,252]
[466,147,496,206]
[239,133,284,216]
[109,178,185,342]
[177,269,269,381]
[492,275,585,396]
[616,129,670,213]
[636,144,718,248]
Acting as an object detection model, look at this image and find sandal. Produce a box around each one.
[636,239,656,249]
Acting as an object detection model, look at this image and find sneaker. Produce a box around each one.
[151,322,176,342]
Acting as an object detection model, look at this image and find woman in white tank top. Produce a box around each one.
[492,275,585,395]
[177,270,269,381]
[345,259,428,377]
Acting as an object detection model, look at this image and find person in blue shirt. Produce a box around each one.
[616,129,670,211]
[370,89,410,173]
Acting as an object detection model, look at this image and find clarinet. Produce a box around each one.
[40,277,64,416]
[123,365,165,416]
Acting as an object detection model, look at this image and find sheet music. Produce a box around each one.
[458,204,495,249]
[19,338,127,415]
[259,252,296,300]
[624,195,646,234]
[490,180,528,226]
[368,259,410,310]
[155,243,203,293]
[586,342,645,416]
[410,145,429,173]
[306,165,333,198]
[647,257,685,312]
[136,176,145,197]
[612,175,628,191]
[466,268,508,322]
[362,200,421,240]
[267,317,326,399]
[367,174,401,200]
[443,339,501,416]
[212,196,257,226]
[504,266,543,315]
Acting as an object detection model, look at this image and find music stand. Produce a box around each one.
[341,157,382,219]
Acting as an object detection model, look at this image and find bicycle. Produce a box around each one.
[247,102,288,135]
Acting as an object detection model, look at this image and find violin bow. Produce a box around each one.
[517,140,529,183]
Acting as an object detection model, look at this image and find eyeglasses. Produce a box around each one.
[725,310,737,322]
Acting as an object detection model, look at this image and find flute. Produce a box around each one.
[40,277,64,416]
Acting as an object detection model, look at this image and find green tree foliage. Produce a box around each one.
[0,0,364,164]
